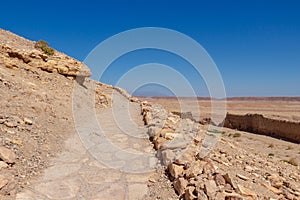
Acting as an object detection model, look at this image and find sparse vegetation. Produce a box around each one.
[34,40,55,55]
[268,143,274,148]
[268,153,275,157]
[233,132,241,138]
[207,129,225,134]
[282,158,299,166]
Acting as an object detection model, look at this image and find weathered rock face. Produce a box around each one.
[0,29,91,77]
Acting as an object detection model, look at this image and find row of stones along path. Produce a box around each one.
[16,85,158,200]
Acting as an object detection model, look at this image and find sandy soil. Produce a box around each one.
[139,97,300,122]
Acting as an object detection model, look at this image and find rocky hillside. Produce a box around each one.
[0,28,113,199]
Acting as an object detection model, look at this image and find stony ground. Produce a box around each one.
[141,99,300,199]
[0,50,75,199]
[16,90,161,200]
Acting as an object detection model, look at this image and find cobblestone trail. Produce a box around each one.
[16,89,158,200]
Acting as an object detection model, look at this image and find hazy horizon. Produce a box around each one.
[132,83,300,98]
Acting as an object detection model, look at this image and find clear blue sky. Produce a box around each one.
[1,0,300,97]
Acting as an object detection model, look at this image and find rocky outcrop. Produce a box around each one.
[0,29,91,77]
[223,113,300,143]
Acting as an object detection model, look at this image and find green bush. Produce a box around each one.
[34,40,48,49]
[233,132,241,138]
[42,46,54,55]
[34,40,55,55]
[268,153,275,157]
[207,129,225,134]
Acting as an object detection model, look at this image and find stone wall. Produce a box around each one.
[223,114,300,143]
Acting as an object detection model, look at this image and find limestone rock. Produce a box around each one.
[154,137,166,150]
[144,113,152,125]
[161,136,189,150]
[289,172,300,181]
[224,183,233,193]
[4,121,18,128]
[0,161,8,170]
[223,173,237,189]
[262,182,282,195]
[0,175,8,190]
[283,189,295,200]
[165,132,178,140]
[204,179,218,198]
[148,126,159,138]
[215,173,226,186]
[3,116,22,128]
[1,37,92,77]
[176,152,196,165]
[24,118,33,125]
[161,149,175,166]
[185,161,204,179]
[0,146,16,164]
[267,174,283,189]
[184,186,197,200]
[174,177,188,196]
[236,174,249,181]
[203,161,216,177]
[168,163,184,179]
[237,184,256,198]
[214,192,227,199]
[244,165,253,172]
[197,190,208,200]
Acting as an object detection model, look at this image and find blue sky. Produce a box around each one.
[1,0,300,97]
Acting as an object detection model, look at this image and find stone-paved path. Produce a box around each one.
[16,90,158,200]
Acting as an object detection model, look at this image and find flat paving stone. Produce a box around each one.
[128,183,148,200]
[15,91,158,199]
[34,178,81,199]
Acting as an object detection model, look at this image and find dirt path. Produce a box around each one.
[16,91,158,200]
